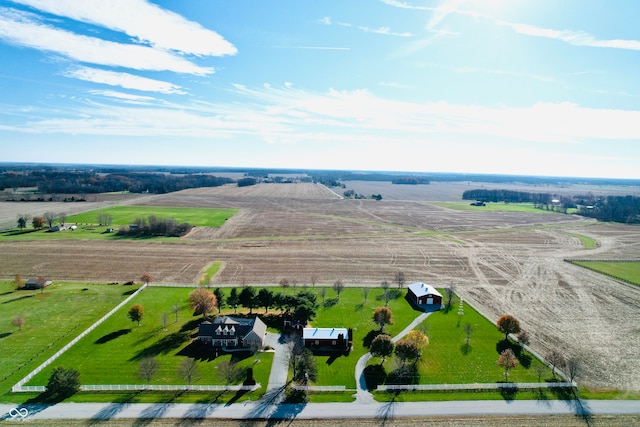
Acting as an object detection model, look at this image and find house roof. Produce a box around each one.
[198,316,265,340]
[407,282,443,298]
[303,327,348,340]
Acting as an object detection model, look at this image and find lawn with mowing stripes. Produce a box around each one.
[25,287,272,395]
[571,261,640,286]
[0,281,141,401]
[66,206,237,227]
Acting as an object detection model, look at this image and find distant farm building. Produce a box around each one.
[197,316,267,352]
[24,278,52,290]
[303,327,352,353]
[407,282,443,312]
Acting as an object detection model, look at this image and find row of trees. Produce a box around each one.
[577,195,640,223]
[117,216,193,237]
[16,211,68,229]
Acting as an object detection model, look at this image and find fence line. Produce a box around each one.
[12,284,148,393]
[565,259,640,287]
[377,382,576,392]
[290,385,346,392]
[13,384,260,393]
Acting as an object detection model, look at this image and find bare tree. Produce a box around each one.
[139,357,159,384]
[333,280,345,300]
[517,330,530,350]
[43,211,57,228]
[362,287,369,302]
[394,271,406,289]
[463,322,473,345]
[59,212,68,224]
[546,349,566,378]
[320,287,327,303]
[279,278,290,293]
[178,358,200,385]
[12,314,25,331]
[172,303,180,322]
[380,280,391,307]
[161,312,169,330]
[310,275,318,288]
[17,213,30,229]
[567,357,582,383]
[444,286,455,310]
[534,364,547,382]
[217,360,243,384]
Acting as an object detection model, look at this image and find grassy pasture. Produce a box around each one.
[431,201,557,214]
[66,206,238,227]
[25,287,272,399]
[0,281,141,401]
[570,261,640,286]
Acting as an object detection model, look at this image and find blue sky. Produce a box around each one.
[1,0,639,178]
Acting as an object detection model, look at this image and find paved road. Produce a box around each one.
[2,399,639,422]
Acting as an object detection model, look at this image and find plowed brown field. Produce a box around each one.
[1,182,640,392]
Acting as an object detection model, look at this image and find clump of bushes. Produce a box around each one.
[117,215,193,237]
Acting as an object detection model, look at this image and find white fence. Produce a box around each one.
[13,384,260,393]
[377,382,576,392]
[12,284,148,393]
[290,385,346,392]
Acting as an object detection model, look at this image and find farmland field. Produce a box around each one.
[1,182,640,392]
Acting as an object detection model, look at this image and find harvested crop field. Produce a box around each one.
[1,182,640,392]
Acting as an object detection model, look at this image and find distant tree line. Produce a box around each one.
[391,177,430,185]
[0,170,233,194]
[462,189,555,204]
[117,216,193,237]
[577,195,640,223]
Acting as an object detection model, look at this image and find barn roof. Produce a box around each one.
[407,282,442,298]
[303,327,348,340]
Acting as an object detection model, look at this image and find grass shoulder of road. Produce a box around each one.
[568,260,640,286]
[0,281,142,402]
[0,206,238,241]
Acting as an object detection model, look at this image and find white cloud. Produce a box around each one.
[501,20,640,51]
[357,25,413,37]
[6,84,640,146]
[65,66,186,94]
[88,90,158,103]
[0,10,213,75]
[11,0,236,56]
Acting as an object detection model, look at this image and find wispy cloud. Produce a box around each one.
[65,66,186,94]
[11,0,236,56]
[320,15,412,37]
[5,84,640,145]
[384,0,640,51]
[498,20,640,51]
[88,90,159,103]
[0,9,214,75]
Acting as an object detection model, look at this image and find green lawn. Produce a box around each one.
[1,206,237,241]
[199,262,222,286]
[570,261,640,286]
[0,281,141,401]
[563,232,597,249]
[431,202,558,214]
[307,287,422,389]
[66,206,237,227]
[25,287,272,399]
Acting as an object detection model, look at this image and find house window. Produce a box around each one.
[315,340,319,345]
[332,341,336,345]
